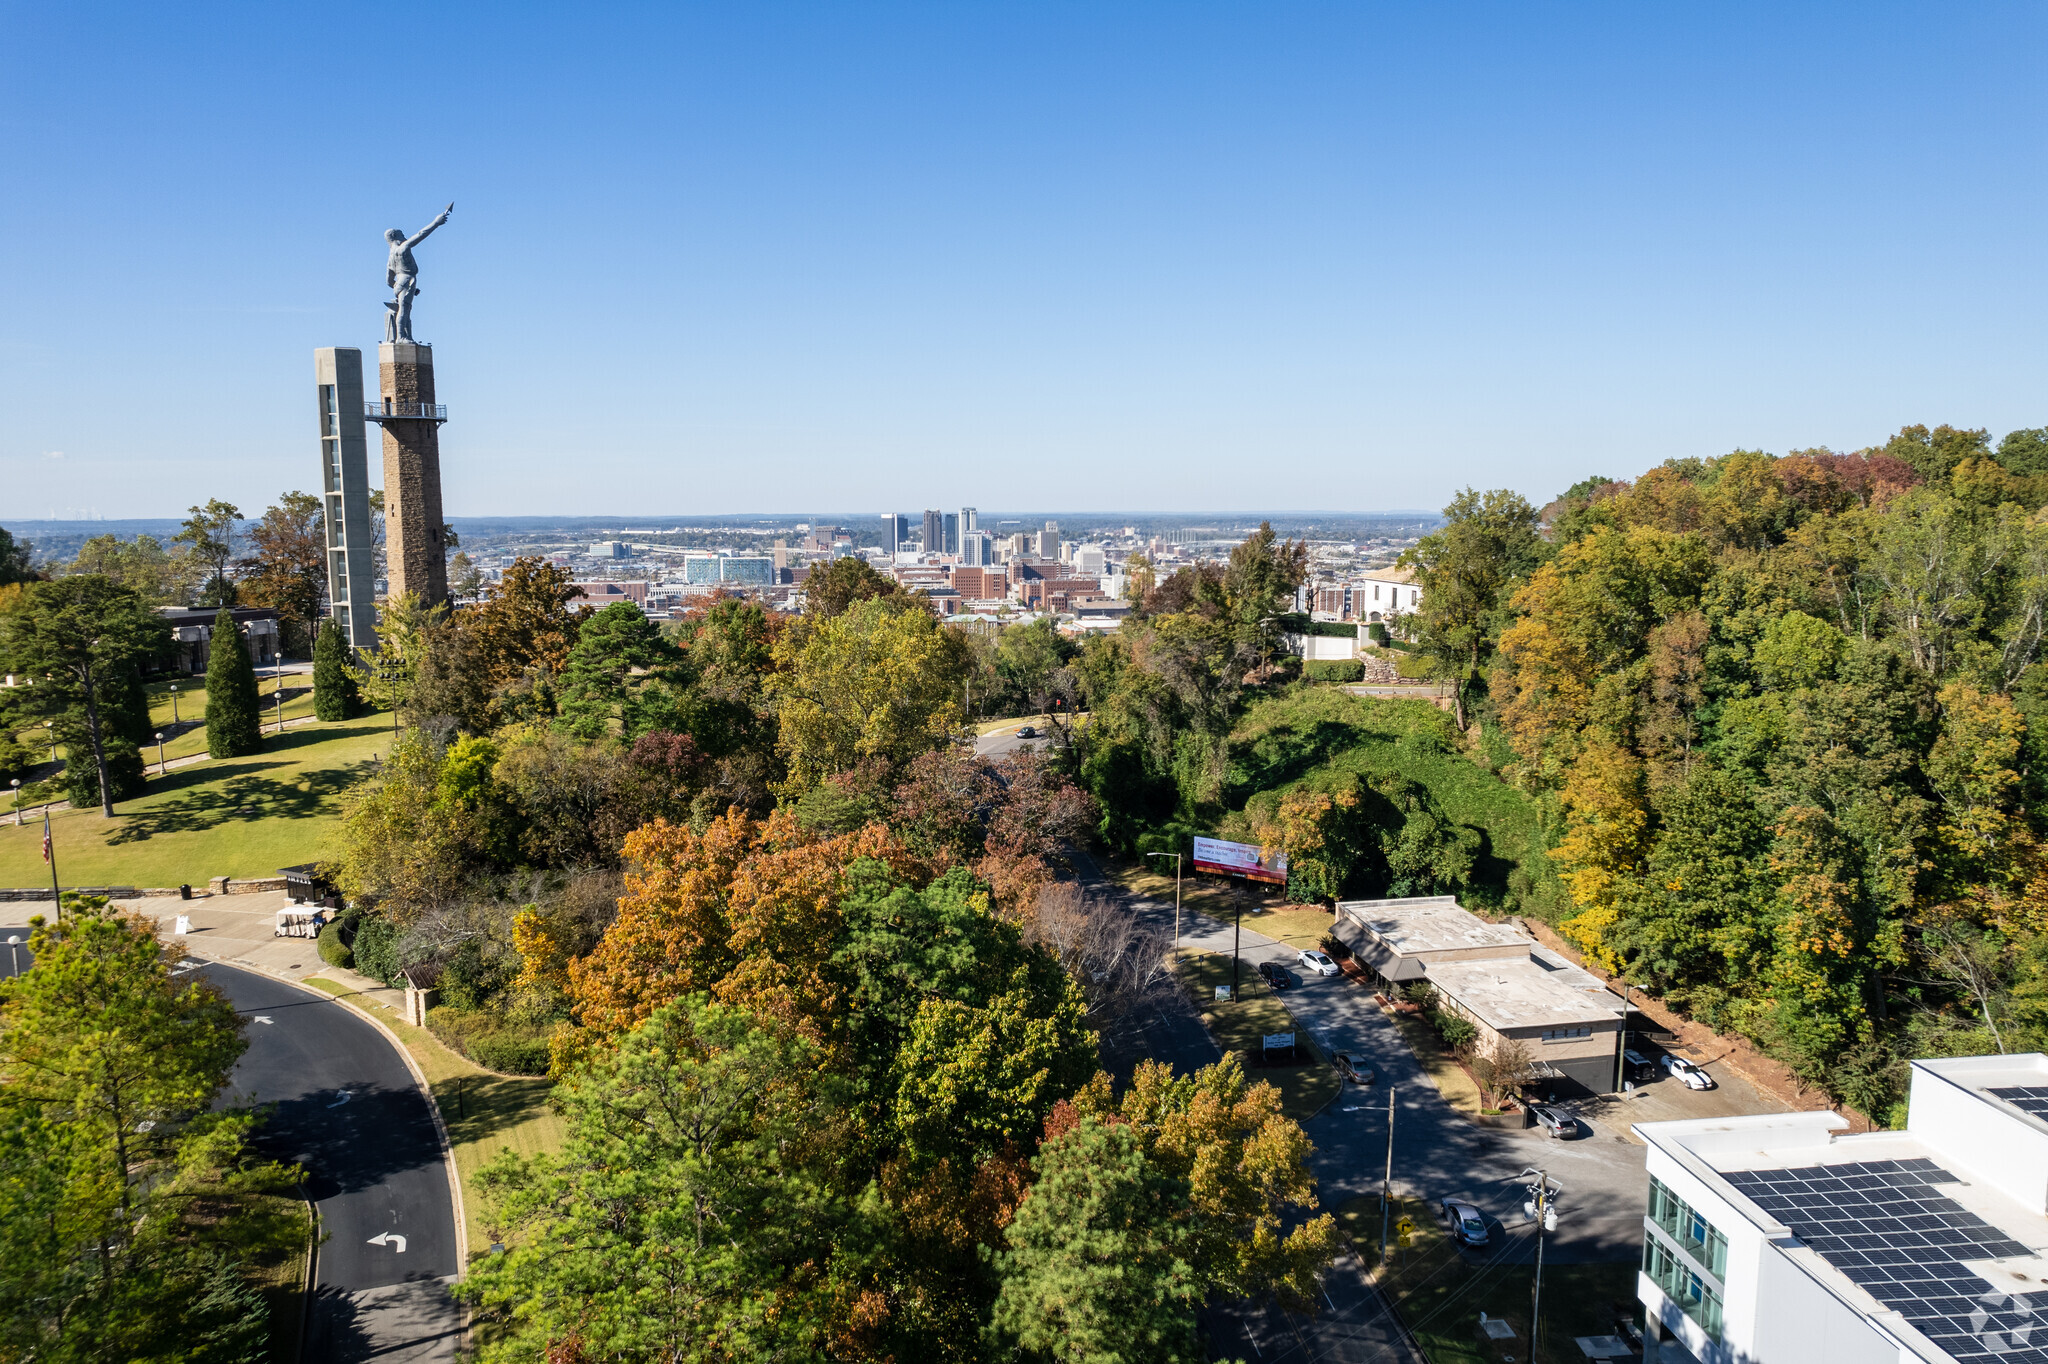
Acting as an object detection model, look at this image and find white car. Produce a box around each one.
[1662,1055,1715,1090]
[1298,949,1339,977]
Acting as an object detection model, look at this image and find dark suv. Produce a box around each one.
[1257,961,1290,990]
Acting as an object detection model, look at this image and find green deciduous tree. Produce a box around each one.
[204,606,262,759]
[174,499,242,608]
[0,527,35,586]
[240,491,326,655]
[0,577,171,816]
[0,897,301,1361]
[772,594,968,789]
[65,534,182,603]
[1401,487,1547,727]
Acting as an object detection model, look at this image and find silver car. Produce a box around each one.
[1441,1198,1489,1246]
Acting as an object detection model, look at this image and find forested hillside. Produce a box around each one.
[1403,424,2048,1122]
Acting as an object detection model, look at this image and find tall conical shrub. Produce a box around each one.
[204,606,263,758]
[312,617,360,721]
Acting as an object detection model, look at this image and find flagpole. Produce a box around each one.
[43,810,59,920]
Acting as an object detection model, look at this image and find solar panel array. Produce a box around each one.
[1723,1159,2048,1363]
[1991,1086,2048,1120]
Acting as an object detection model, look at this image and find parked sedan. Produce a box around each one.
[1257,961,1291,990]
[1662,1055,1715,1090]
[1441,1198,1490,1247]
[1297,948,1340,977]
[1529,1104,1576,1138]
[1334,1052,1374,1085]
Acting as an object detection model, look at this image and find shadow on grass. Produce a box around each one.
[108,758,379,842]
[435,1072,558,1150]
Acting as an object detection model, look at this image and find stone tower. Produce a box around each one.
[366,341,449,606]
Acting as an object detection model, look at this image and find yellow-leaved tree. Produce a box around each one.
[1552,742,1651,973]
[770,595,968,790]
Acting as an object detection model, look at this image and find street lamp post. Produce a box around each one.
[9,779,19,826]
[170,683,179,725]
[155,732,167,776]
[1146,851,1184,960]
[4,935,19,978]
[44,721,54,763]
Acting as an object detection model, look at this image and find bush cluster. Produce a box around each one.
[1302,659,1364,683]
[316,921,352,969]
[425,1005,554,1075]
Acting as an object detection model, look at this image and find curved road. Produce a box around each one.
[0,935,462,1362]
[199,960,462,1362]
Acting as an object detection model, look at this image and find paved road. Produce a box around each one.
[975,724,1057,760]
[196,960,463,1363]
[1076,859,1656,1359]
[0,932,463,1360]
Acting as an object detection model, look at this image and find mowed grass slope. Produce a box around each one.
[0,712,388,887]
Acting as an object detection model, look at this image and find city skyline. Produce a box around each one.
[9,4,2048,518]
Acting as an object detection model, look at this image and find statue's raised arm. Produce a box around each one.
[404,202,454,252]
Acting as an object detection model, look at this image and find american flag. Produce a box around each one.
[41,813,52,865]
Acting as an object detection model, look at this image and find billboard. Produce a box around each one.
[1192,836,1288,885]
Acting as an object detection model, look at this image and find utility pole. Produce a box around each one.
[1381,1083,1396,1266]
[1520,1167,1562,1360]
[1232,882,1244,1001]
[1613,981,1633,1092]
[1146,851,1184,960]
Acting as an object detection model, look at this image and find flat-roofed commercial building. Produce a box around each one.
[1635,1054,2048,1364]
[1341,895,1627,1094]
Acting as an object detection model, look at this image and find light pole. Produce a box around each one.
[1146,851,1184,960]
[1613,980,1633,1093]
[155,732,167,776]
[170,683,180,725]
[1520,1167,1563,1361]
[9,778,19,826]
[4,935,19,978]
[1380,1083,1396,1267]
[44,721,54,763]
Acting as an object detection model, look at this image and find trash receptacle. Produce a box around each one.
[179,884,192,900]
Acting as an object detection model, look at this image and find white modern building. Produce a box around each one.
[1636,1054,2048,1364]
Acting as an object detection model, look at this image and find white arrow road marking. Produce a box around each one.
[252,1016,273,1025]
[367,1232,408,1253]
[327,1090,351,1108]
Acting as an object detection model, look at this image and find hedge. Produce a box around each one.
[426,1006,555,1075]
[316,922,353,970]
[1303,660,1365,683]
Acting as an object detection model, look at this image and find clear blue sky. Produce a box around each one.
[6,4,2047,519]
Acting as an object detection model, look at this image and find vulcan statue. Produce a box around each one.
[383,203,453,343]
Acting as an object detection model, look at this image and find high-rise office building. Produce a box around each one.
[960,531,990,566]
[922,509,943,555]
[880,514,900,556]
[960,506,977,540]
[943,513,960,555]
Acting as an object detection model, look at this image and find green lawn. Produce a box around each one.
[303,979,568,1260]
[143,675,322,764]
[1337,1194,1642,1364]
[1176,951,1340,1120]
[0,712,389,887]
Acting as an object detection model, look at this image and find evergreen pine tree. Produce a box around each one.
[203,607,262,758]
[312,617,360,721]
